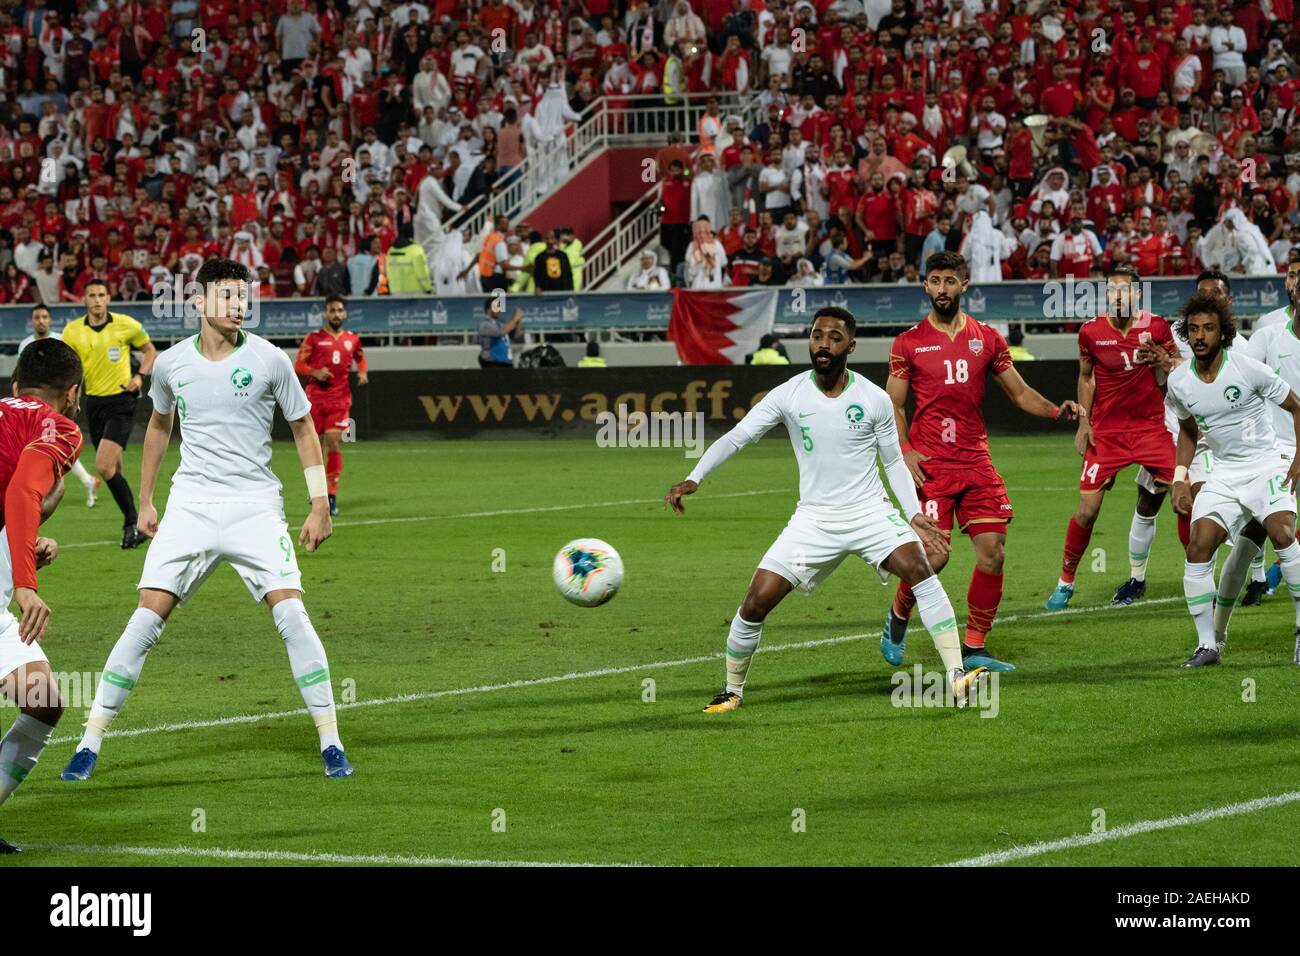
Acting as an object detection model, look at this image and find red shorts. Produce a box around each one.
[918,462,1014,536]
[1080,428,1174,492]
[310,397,352,435]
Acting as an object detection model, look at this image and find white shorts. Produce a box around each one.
[758,506,920,593]
[0,612,47,683]
[1192,452,1297,540]
[0,529,46,681]
[1136,445,1213,491]
[138,500,303,603]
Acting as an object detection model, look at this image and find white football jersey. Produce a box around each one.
[148,331,311,505]
[1253,304,1293,332]
[1240,319,1300,452]
[1167,350,1291,477]
[690,369,904,518]
[18,331,62,354]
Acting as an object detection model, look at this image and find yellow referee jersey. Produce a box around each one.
[60,312,151,397]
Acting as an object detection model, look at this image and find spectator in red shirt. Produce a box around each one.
[659,158,692,271]
[1121,36,1165,108]
[1041,62,1081,118]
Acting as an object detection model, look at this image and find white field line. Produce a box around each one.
[55,488,795,549]
[47,595,1182,747]
[23,842,641,868]
[55,483,1130,548]
[941,790,1300,867]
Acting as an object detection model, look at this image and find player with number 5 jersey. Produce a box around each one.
[884,251,1081,673]
[1046,265,1179,611]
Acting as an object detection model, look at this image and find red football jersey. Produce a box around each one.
[1078,311,1176,436]
[0,395,84,590]
[295,329,366,401]
[888,314,1013,466]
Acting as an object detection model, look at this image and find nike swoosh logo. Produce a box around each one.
[798,412,815,418]
[279,569,297,576]
[176,380,195,389]
[1187,401,1198,407]
[1280,354,1291,358]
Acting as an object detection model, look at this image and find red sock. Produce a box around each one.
[964,567,1003,649]
[1177,511,1190,548]
[1060,517,1092,584]
[326,450,342,495]
[892,581,917,620]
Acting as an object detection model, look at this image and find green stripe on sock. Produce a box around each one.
[0,761,28,783]
[1186,593,1216,606]
[101,670,136,690]
[926,617,957,634]
[295,668,331,689]
[1217,597,1237,608]
[725,646,754,660]
[1288,582,1300,595]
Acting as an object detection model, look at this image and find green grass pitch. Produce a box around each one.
[3,434,1299,867]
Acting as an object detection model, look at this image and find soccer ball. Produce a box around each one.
[553,539,623,607]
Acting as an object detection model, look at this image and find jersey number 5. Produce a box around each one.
[800,426,813,451]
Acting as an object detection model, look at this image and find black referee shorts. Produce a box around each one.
[84,392,138,449]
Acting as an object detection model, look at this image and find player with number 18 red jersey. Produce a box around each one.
[884,252,1080,672]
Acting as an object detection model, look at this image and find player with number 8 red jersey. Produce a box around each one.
[884,252,1081,672]
[294,296,368,515]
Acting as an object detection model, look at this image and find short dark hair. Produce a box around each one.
[15,337,83,393]
[195,258,253,288]
[324,294,347,309]
[83,277,109,293]
[30,304,50,316]
[1108,263,1141,282]
[925,250,968,278]
[1196,268,1231,293]
[1176,289,1237,347]
[812,306,856,336]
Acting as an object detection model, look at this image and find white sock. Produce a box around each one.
[724,610,763,696]
[911,574,963,673]
[1128,512,1157,582]
[1184,559,1218,650]
[1277,541,1300,628]
[1214,537,1260,641]
[1250,551,1267,583]
[1057,577,1073,590]
[272,599,343,752]
[69,459,95,489]
[0,715,56,807]
[80,608,166,754]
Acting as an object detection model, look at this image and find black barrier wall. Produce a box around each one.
[18,362,1087,442]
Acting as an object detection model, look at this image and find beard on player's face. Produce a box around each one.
[927,288,960,318]
[809,341,849,376]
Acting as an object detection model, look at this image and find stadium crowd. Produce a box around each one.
[0,0,1295,305]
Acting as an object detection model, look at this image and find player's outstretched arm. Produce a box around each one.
[885,373,928,487]
[994,366,1083,422]
[289,414,333,551]
[137,409,174,538]
[664,391,785,515]
[1171,415,1198,514]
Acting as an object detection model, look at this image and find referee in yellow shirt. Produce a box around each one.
[61,279,157,548]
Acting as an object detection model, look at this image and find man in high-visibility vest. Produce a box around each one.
[559,226,585,292]
[577,341,607,368]
[384,230,433,294]
[479,215,510,293]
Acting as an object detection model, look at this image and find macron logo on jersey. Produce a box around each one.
[1095,340,1118,345]
[914,345,943,353]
